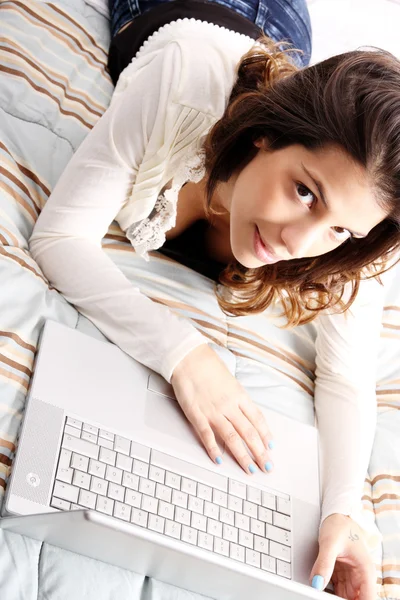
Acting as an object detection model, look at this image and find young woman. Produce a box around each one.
[29,0,400,596]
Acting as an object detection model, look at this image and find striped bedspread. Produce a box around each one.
[0,1,399,598]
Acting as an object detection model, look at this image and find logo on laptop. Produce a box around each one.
[26,473,40,487]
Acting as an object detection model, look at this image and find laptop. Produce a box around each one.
[1,319,335,599]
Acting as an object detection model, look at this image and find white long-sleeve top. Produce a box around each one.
[29,18,386,550]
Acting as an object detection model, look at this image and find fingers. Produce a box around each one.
[240,396,275,452]
[226,409,274,474]
[191,408,223,464]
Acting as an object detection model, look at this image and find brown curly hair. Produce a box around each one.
[201,37,400,326]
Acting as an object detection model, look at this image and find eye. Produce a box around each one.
[296,183,316,209]
[331,227,353,242]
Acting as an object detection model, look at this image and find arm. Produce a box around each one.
[29,42,208,382]
[314,272,393,551]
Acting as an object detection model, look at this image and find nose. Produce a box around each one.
[281,223,321,259]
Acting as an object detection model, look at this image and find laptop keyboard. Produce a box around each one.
[50,417,292,579]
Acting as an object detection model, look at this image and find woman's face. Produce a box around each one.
[219,142,387,268]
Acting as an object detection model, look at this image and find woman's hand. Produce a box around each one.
[309,513,377,600]
[170,344,275,474]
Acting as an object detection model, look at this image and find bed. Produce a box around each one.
[0,1,399,598]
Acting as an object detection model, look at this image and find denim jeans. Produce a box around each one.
[108,0,312,67]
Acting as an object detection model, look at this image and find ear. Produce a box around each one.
[253,137,265,150]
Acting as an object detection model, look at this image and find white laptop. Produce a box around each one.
[1,319,336,599]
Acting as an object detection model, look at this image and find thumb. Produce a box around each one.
[309,541,338,591]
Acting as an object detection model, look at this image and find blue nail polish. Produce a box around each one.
[311,575,324,591]
[268,440,275,450]
[215,456,222,464]
[248,464,257,473]
[265,461,273,472]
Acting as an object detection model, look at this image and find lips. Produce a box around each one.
[257,228,277,259]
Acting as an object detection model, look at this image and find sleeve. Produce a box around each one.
[314,269,395,551]
[29,42,208,383]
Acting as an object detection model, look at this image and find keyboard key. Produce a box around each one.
[175,507,191,526]
[198,531,214,551]
[247,486,262,505]
[188,496,204,515]
[190,512,207,532]
[88,459,106,478]
[122,472,139,491]
[273,512,291,531]
[116,453,133,472]
[197,483,212,502]
[258,506,273,524]
[181,477,197,496]
[81,431,97,444]
[90,476,108,496]
[219,507,234,526]
[165,471,181,490]
[71,453,89,472]
[277,497,291,517]
[132,459,149,478]
[207,518,222,538]
[66,417,82,429]
[78,489,96,509]
[262,491,276,511]
[238,529,254,549]
[171,489,188,509]
[108,482,125,501]
[228,495,243,513]
[58,448,72,470]
[141,495,159,515]
[277,559,291,579]
[139,477,156,497]
[254,535,269,554]
[149,465,165,484]
[230,543,245,563]
[130,441,150,462]
[148,514,165,533]
[152,450,228,493]
[222,524,238,543]
[261,554,276,573]
[245,548,261,568]
[235,513,250,532]
[265,524,292,547]
[250,518,265,537]
[165,519,181,540]
[72,470,91,490]
[213,489,228,508]
[96,495,114,516]
[56,466,73,484]
[204,501,219,520]
[155,483,172,503]
[157,500,175,521]
[99,447,116,466]
[114,435,130,456]
[181,525,198,546]
[214,537,229,557]
[99,429,114,442]
[243,500,257,519]
[131,509,148,528]
[269,540,291,563]
[62,434,99,460]
[125,489,142,508]
[65,425,80,438]
[228,479,247,499]
[51,497,71,511]
[83,423,98,435]
[114,501,131,522]
[105,465,123,485]
[98,437,113,450]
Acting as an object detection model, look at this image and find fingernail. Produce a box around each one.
[311,575,324,591]
[268,440,275,450]
[215,456,222,465]
[248,464,257,473]
[265,461,273,472]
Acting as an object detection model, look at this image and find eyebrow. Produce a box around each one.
[300,163,368,238]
